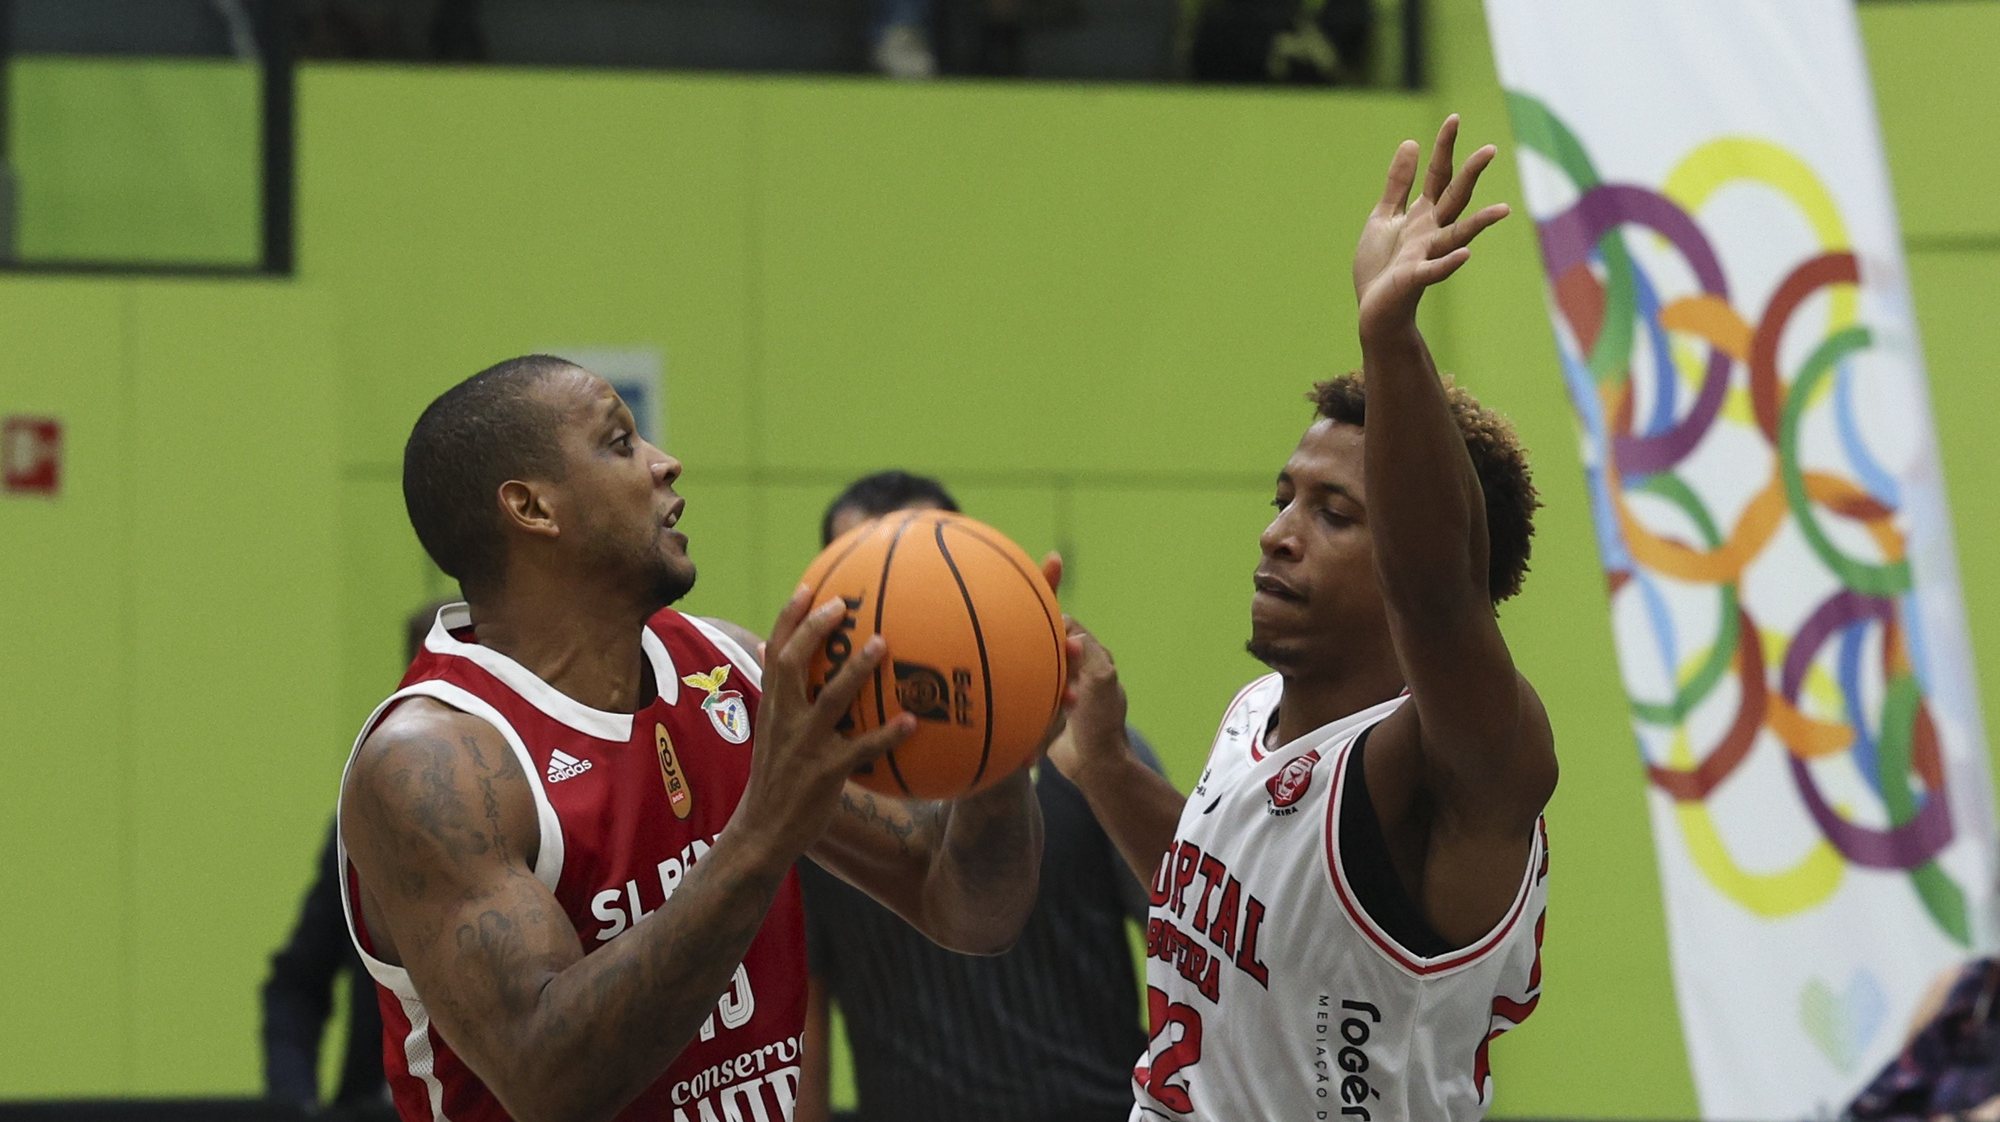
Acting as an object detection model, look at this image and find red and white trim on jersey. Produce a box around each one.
[686,617,762,690]
[1224,676,1277,763]
[1472,820,1550,1101]
[392,991,451,1122]
[1132,679,1548,1121]
[1321,735,1545,978]
[1473,907,1547,1101]
[334,678,567,1002]
[419,602,686,734]
[336,603,804,1122]
[340,678,567,900]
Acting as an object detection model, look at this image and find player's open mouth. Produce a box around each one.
[1253,573,1303,602]
[662,500,684,529]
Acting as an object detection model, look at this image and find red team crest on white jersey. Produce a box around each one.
[1131,677,1547,1121]
[1264,750,1320,816]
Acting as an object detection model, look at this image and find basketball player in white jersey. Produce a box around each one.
[339,357,1052,1122]
[1050,117,1554,1120]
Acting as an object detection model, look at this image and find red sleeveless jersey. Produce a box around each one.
[337,604,806,1122]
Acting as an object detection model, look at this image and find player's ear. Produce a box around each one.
[498,479,561,541]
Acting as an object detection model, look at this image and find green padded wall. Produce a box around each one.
[2,2,1996,1113]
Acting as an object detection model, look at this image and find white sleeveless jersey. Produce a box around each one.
[1130,674,1548,1122]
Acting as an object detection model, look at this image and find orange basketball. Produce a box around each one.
[798,509,1068,800]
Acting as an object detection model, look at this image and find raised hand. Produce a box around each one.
[1353,114,1510,342]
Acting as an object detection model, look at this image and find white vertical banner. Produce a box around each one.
[1484,2,1997,1116]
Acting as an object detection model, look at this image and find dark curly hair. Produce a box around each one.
[1311,373,1539,604]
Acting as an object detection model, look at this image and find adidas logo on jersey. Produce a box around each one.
[547,749,593,783]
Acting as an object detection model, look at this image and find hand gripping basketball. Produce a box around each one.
[736,588,917,862]
[796,512,1071,799]
[1046,618,1129,786]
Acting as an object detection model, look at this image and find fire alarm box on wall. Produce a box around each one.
[3,416,62,496]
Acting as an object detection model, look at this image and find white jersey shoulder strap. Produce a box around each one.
[334,680,566,998]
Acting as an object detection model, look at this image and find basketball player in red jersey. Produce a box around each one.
[1052,118,1555,1118]
[338,357,1051,1122]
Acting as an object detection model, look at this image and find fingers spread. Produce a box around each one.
[774,596,850,682]
[1376,139,1421,215]
[1466,201,1511,241]
[842,714,916,770]
[1439,144,1499,224]
[812,632,888,725]
[1433,202,1510,256]
[1416,247,1472,286]
[1424,114,1460,204]
[765,585,814,665]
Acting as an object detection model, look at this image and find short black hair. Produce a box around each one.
[820,470,960,546]
[403,355,576,595]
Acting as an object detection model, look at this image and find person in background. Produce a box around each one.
[1848,957,2000,1121]
[261,601,448,1121]
[870,0,940,78]
[1180,0,1373,84]
[869,0,1035,78]
[796,470,1165,1122]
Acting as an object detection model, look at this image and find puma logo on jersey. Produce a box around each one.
[546,748,593,783]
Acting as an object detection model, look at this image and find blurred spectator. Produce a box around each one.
[874,0,1087,77]
[1182,0,1373,83]
[796,471,1163,1122]
[261,825,392,1120]
[259,600,449,1120]
[872,0,940,78]
[1848,958,2000,1121]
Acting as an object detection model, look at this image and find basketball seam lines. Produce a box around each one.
[807,525,879,604]
[946,519,1067,722]
[875,513,917,798]
[935,521,996,789]
[804,519,884,773]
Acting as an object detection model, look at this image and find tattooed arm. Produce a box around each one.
[808,771,1044,955]
[339,591,914,1122]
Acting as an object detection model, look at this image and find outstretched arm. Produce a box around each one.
[1351,117,1556,936]
[341,590,913,1122]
